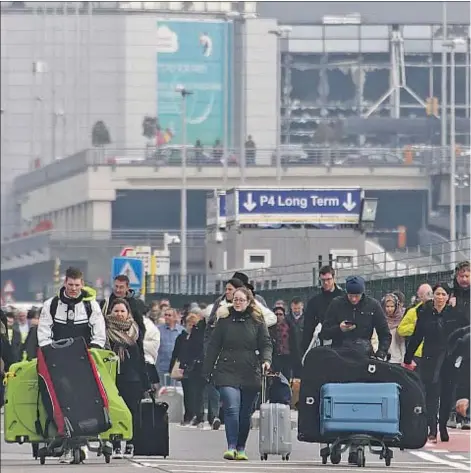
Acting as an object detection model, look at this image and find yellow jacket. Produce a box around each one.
[397,301,423,358]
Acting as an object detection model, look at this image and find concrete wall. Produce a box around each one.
[16,163,430,229]
[209,227,366,287]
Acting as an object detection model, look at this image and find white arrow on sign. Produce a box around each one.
[242,192,257,212]
[342,192,357,211]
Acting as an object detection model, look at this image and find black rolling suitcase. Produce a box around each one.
[37,337,111,439]
[298,346,427,450]
[133,396,169,457]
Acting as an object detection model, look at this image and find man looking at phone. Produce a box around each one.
[320,276,391,359]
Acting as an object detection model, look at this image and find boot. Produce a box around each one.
[439,423,449,442]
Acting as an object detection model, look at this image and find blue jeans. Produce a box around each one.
[205,383,221,423]
[219,386,259,451]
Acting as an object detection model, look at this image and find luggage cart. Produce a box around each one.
[320,434,398,467]
[35,436,114,465]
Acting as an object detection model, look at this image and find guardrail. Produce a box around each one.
[16,145,463,194]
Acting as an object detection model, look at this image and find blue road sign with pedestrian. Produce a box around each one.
[226,188,363,225]
[111,257,144,292]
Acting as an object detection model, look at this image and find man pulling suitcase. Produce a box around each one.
[37,267,107,464]
[319,276,392,464]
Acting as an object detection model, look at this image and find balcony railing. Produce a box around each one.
[15,145,470,195]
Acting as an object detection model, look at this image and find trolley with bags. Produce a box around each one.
[298,346,428,468]
[259,370,293,461]
[3,337,133,465]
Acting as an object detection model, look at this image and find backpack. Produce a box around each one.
[49,296,93,320]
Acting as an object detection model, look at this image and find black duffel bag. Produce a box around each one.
[298,346,427,450]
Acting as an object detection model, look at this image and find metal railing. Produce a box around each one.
[89,145,451,167]
[15,145,470,195]
[140,238,471,295]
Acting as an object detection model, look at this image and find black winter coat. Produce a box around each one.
[320,294,391,355]
[109,338,149,391]
[170,319,206,376]
[203,307,272,390]
[302,285,344,353]
[404,301,466,383]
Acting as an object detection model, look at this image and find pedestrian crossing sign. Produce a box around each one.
[111,257,145,292]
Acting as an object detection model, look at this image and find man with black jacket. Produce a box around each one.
[320,276,391,358]
[320,275,391,465]
[447,261,470,429]
[302,266,344,354]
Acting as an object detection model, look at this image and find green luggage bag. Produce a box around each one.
[4,349,132,443]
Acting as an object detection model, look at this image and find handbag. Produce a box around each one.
[170,360,184,380]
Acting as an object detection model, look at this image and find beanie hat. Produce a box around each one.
[345,276,365,295]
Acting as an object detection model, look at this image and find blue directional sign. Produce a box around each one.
[226,188,363,225]
[111,257,145,292]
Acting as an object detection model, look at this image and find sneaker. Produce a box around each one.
[113,448,123,459]
[223,449,237,460]
[124,444,134,459]
[461,418,471,430]
[80,446,89,461]
[236,450,249,461]
[447,412,458,429]
[190,416,199,426]
[59,450,73,464]
[212,417,221,430]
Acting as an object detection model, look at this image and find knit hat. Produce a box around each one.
[345,276,365,295]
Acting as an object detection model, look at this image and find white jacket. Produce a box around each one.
[143,317,160,365]
[38,296,106,348]
[212,299,277,327]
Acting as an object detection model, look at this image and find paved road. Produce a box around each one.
[2,422,470,473]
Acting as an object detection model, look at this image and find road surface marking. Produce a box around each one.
[411,451,469,470]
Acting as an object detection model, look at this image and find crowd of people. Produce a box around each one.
[0,260,469,462]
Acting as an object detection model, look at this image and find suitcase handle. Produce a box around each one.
[50,338,75,349]
[323,398,332,418]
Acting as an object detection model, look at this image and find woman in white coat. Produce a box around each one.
[143,315,161,390]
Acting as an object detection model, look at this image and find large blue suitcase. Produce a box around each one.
[320,382,401,438]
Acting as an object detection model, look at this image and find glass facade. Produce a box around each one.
[282,24,470,146]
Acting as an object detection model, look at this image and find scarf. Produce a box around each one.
[106,313,139,361]
[381,293,404,330]
[59,286,84,313]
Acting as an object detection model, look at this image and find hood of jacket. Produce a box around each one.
[56,286,96,301]
[82,286,97,301]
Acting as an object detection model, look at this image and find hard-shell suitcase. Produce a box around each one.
[320,383,401,438]
[259,373,292,461]
[37,337,111,438]
[158,375,184,424]
[298,346,427,450]
[133,397,169,457]
[4,349,132,444]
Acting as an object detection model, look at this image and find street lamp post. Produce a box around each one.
[269,26,292,183]
[176,85,193,294]
[455,172,470,239]
[441,2,447,160]
[443,38,465,260]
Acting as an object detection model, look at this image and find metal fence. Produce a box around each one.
[146,268,457,309]
[144,237,470,295]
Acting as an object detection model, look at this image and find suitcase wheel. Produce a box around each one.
[356,448,365,467]
[282,454,290,461]
[330,451,341,465]
[260,454,268,461]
